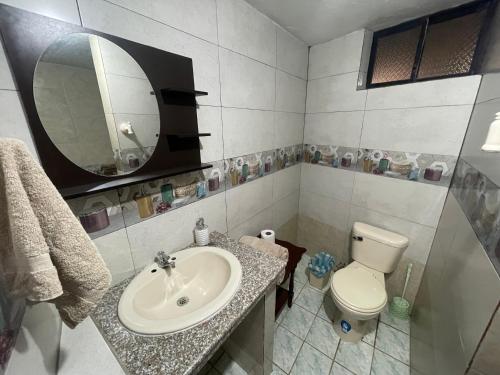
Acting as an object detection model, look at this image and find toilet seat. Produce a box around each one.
[331,266,387,314]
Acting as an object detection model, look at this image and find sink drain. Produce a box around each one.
[177,296,189,306]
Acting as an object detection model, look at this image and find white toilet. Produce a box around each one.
[330,222,408,342]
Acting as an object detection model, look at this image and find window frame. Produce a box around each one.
[366,0,495,89]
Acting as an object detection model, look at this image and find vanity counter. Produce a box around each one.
[91,232,286,375]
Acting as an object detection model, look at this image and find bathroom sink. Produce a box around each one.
[118,246,242,334]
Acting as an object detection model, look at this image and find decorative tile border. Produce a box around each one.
[67,144,303,238]
[224,144,303,190]
[68,142,459,240]
[451,159,500,274]
[303,144,456,187]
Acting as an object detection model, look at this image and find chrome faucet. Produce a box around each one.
[155,251,176,269]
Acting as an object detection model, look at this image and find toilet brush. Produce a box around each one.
[389,263,413,320]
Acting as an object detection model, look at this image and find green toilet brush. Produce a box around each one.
[389,263,413,320]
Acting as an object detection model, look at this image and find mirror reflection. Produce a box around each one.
[33,33,160,176]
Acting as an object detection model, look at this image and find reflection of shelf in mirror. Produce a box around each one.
[60,163,213,199]
[158,88,208,106]
[166,133,211,138]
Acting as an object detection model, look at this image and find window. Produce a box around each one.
[366,0,494,88]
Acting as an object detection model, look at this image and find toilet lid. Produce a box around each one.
[331,267,387,313]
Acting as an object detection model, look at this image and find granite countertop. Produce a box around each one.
[91,231,286,375]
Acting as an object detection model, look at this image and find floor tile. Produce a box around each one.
[317,299,337,324]
[208,368,221,375]
[294,267,308,285]
[214,352,247,375]
[330,362,355,374]
[293,281,306,301]
[209,347,225,364]
[290,342,332,375]
[272,363,286,375]
[370,349,410,375]
[276,305,289,325]
[273,326,303,373]
[375,322,410,365]
[305,316,340,358]
[362,318,378,346]
[379,305,410,334]
[335,340,374,375]
[281,304,315,339]
[295,286,325,314]
[199,362,213,375]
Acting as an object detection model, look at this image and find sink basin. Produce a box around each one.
[118,246,242,334]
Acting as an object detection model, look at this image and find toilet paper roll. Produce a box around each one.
[260,229,275,243]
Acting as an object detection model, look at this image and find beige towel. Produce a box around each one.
[239,236,288,283]
[0,138,111,328]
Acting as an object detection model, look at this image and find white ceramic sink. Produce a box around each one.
[118,246,242,334]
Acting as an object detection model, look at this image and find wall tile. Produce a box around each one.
[308,30,364,80]
[276,27,308,80]
[219,48,275,110]
[351,173,448,227]
[0,90,38,159]
[299,191,350,231]
[107,0,219,45]
[304,111,364,146]
[216,0,276,66]
[273,164,301,202]
[150,0,218,44]
[300,163,354,203]
[276,70,307,113]
[0,0,81,24]
[361,105,474,156]
[228,206,273,240]
[0,41,15,90]
[273,191,299,229]
[475,72,500,103]
[274,112,304,149]
[6,304,61,375]
[126,193,227,268]
[113,113,160,149]
[226,175,274,230]
[197,106,223,163]
[78,0,220,106]
[58,318,125,375]
[222,108,274,158]
[365,75,481,110]
[92,229,135,285]
[306,72,366,113]
[106,75,157,115]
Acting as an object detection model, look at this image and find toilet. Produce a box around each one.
[330,222,408,342]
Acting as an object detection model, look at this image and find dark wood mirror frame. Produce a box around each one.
[0,4,211,199]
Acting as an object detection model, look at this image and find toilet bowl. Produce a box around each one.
[329,222,408,342]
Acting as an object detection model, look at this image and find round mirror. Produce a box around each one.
[33,33,160,176]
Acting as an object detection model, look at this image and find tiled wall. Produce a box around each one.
[298,29,482,307]
[411,72,500,375]
[0,0,308,373]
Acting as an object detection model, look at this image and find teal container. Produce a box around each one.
[161,183,174,203]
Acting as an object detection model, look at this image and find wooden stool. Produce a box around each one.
[274,239,306,318]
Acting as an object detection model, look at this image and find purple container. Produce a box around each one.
[79,207,110,233]
[424,167,443,181]
[208,177,220,191]
[264,161,271,173]
[341,156,352,168]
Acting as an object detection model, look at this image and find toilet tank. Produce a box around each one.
[351,222,409,273]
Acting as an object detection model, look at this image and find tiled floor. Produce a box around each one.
[201,256,411,375]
